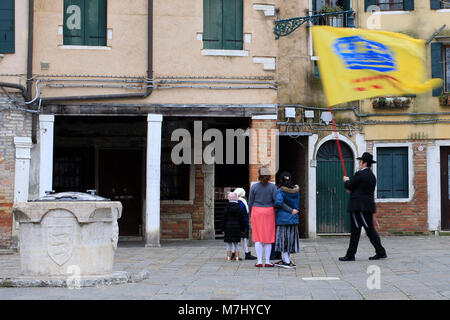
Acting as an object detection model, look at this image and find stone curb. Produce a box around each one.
[0,270,151,288]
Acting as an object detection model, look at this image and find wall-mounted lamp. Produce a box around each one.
[0,54,4,62]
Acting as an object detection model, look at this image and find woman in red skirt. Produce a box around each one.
[248,167,278,267]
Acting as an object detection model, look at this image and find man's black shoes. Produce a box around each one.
[369,254,387,260]
[338,256,355,261]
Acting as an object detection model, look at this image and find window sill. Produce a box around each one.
[371,11,411,15]
[59,45,111,50]
[201,49,248,57]
[375,198,412,203]
[436,9,450,13]
[161,200,194,205]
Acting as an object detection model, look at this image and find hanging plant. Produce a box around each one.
[319,5,344,13]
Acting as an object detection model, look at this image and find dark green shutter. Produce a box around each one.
[431,42,444,96]
[343,0,351,11]
[364,0,377,11]
[0,0,14,53]
[403,0,414,10]
[203,0,223,49]
[430,0,441,9]
[377,148,408,199]
[392,148,408,198]
[223,0,243,50]
[85,0,106,46]
[63,0,85,45]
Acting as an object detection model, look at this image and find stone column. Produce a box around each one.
[39,115,55,197]
[14,137,33,203]
[308,134,318,239]
[249,115,278,186]
[200,164,215,240]
[145,114,163,247]
[12,137,33,246]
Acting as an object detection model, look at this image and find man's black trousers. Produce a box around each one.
[346,211,386,258]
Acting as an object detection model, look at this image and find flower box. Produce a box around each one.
[372,97,412,109]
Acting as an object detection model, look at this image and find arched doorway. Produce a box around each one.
[316,140,354,233]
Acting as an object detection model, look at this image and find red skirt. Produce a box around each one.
[251,206,276,243]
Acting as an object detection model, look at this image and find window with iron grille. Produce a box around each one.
[63,0,106,46]
[365,0,414,11]
[161,147,190,200]
[377,0,404,11]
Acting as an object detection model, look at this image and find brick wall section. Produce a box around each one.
[0,94,33,248]
[367,140,429,235]
[160,165,204,239]
[249,119,277,182]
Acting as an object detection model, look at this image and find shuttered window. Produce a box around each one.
[365,0,414,11]
[0,0,14,53]
[203,0,243,50]
[446,46,450,93]
[431,42,444,96]
[63,0,106,46]
[431,0,450,9]
[377,147,409,199]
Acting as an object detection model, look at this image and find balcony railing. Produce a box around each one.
[309,10,353,27]
[274,10,354,39]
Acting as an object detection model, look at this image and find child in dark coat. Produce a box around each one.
[223,192,246,261]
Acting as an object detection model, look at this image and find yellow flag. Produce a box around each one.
[312,26,442,106]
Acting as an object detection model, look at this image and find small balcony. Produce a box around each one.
[309,9,354,28]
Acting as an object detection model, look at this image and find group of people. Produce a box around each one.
[222,168,301,269]
[222,151,387,267]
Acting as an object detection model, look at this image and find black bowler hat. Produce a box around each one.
[357,152,376,164]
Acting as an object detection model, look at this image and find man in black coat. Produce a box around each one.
[339,152,387,261]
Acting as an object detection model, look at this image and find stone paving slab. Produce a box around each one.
[0,236,449,299]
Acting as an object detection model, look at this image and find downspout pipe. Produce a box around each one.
[0,82,27,99]
[39,0,153,104]
[28,0,38,143]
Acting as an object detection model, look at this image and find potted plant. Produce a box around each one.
[319,5,344,27]
[439,94,450,106]
[372,96,412,109]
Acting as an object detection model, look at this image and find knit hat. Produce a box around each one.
[234,188,246,198]
[227,192,238,202]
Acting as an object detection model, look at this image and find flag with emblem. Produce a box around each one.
[312,26,442,106]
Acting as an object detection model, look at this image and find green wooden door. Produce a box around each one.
[316,141,354,233]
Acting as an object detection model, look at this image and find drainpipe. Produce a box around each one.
[38,0,153,104]
[28,0,38,143]
[0,82,27,99]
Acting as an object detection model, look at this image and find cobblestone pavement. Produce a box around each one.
[1,236,450,300]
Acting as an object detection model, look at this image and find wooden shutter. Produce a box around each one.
[430,0,441,9]
[85,0,107,46]
[431,42,444,96]
[203,0,223,49]
[63,0,85,45]
[343,0,351,11]
[223,0,243,50]
[377,148,408,199]
[403,0,414,10]
[0,0,14,53]
[364,0,377,11]
[392,148,408,198]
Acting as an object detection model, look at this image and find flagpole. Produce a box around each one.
[328,105,347,177]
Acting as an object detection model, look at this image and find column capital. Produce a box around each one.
[14,137,33,148]
[39,114,55,122]
[147,114,163,122]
